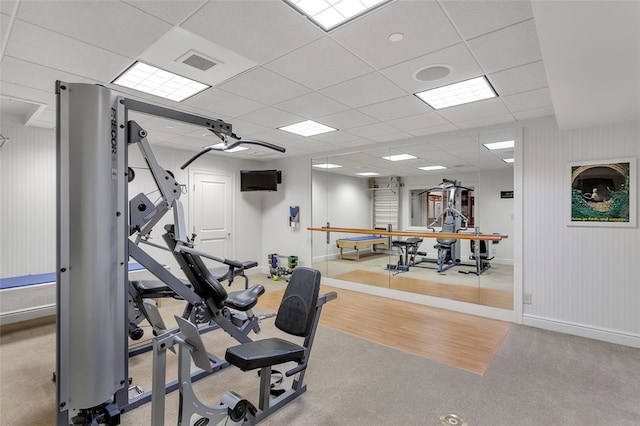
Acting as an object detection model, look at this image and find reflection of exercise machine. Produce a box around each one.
[458,237,496,276]
[55,82,286,425]
[386,238,424,273]
[151,267,336,425]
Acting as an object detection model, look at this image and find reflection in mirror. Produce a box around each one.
[410,185,475,228]
[310,129,515,311]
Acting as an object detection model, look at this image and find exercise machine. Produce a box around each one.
[151,267,336,425]
[55,82,285,425]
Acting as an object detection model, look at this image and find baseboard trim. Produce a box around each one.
[523,314,640,348]
[0,305,56,326]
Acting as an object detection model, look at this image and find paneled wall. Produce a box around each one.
[1,123,56,276]
[522,121,639,345]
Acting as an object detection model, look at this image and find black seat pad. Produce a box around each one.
[132,280,191,295]
[225,337,305,371]
[210,260,259,281]
[225,285,265,311]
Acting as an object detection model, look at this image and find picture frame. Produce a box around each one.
[568,157,636,227]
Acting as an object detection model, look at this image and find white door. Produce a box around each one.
[189,170,234,268]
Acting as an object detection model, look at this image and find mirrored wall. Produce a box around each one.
[311,129,515,310]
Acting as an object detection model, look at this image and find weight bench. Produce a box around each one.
[151,267,337,425]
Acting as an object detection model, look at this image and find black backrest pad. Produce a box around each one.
[162,231,227,310]
[275,267,321,337]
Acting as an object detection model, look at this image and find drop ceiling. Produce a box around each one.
[1,0,638,178]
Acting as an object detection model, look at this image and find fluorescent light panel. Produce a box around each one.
[382,154,417,162]
[207,143,248,153]
[418,165,447,171]
[112,61,209,102]
[483,140,514,150]
[284,0,391,31]
[313,163,342,169]
[503,158,515,163]
[356,172,380,176]
[279,120,337,137]
[415,76,497,110]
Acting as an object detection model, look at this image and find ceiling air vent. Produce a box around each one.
[179,51,217,71]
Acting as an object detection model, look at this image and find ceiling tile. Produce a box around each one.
[319,72,406,108]
[0,81,55,107]
[5,20,131,84]
[250,129,306,144]
[184,88,265,118]
[265,36,373,90]
[345,122,400,139]
[370,131,413,143]
[467,19,542,74]
[387,112,451,132]
[16,1,172,59]
[274,92,350,119]
[237,107,304,129]
[359,96,430,121]
[218,67,311,105]
[409,123,459,137]
[503,88,552,112]
[1,12,11,44]
[456,113,516,130]
[181,1,322,63]
[123,1,206,25]
[226,119,270,138]
[316,109,378,130]
[513,106,555,121]
[488,60,548,96]
[440,0,533,40]
[0,2,17,15]
[0,57,98,94]
[331,1,461,69]
[381,43,483,93]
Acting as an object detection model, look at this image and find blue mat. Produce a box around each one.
[338,235,384,241]
[0,262,146,290]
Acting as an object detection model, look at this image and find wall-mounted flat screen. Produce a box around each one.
[240,169,281,192]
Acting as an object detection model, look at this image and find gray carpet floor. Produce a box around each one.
[1,292,638,425]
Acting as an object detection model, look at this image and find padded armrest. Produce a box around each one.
[225,285,265,311]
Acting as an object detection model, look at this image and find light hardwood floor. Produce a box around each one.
[258,284,511,375]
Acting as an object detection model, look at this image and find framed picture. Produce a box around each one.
[568,158,636,227]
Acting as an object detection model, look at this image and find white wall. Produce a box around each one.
[0,121,265,278]
[259,156,313,269]
[311,170,371,260]
[522,121,639,346]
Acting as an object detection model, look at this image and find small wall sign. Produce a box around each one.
[500,191,514,199]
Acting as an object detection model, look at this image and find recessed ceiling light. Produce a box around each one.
[283,0,391,31]
[279,120,337,137]
[414,76,497,110]
[503,158,515,164]
[207,143,248,153]
[382,154,417,162]
[418,165,447,171]
[388,32,404,42]
[483,140,514,150]
[112,61,209,102]
[313,163,342,169]
[356,172,380,176]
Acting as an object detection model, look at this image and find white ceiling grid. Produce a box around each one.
[0,0,637,178]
